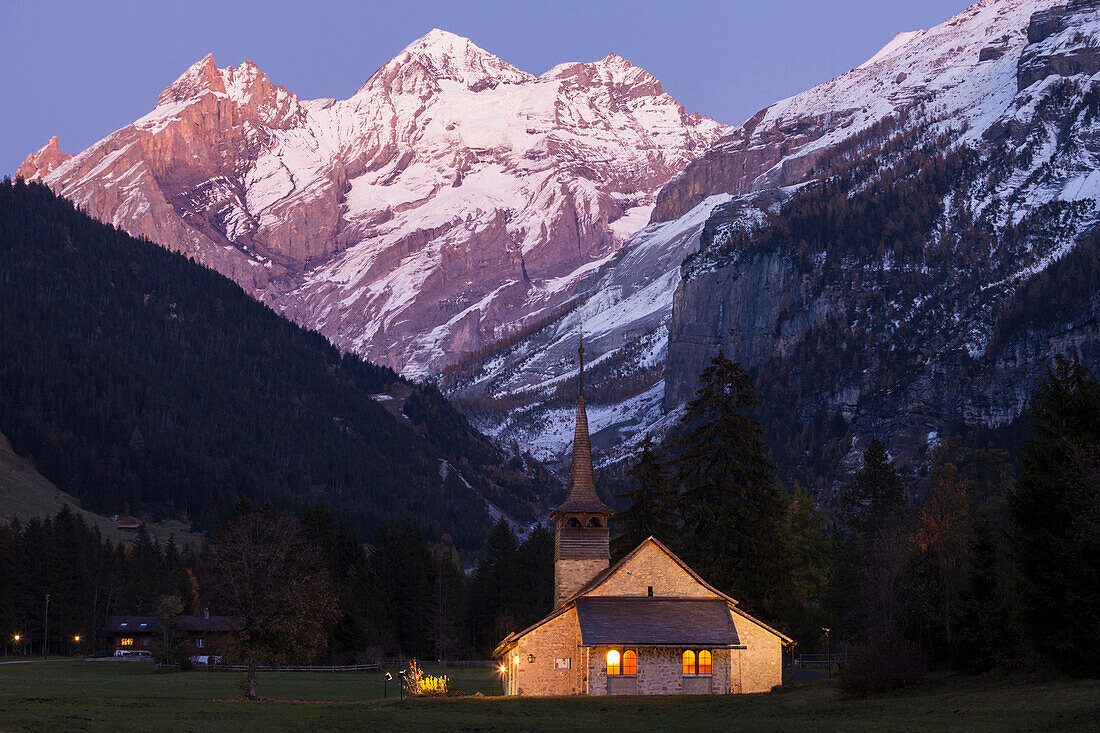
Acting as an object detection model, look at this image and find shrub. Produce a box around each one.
[840,641,924,695]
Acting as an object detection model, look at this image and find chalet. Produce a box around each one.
[102,610,241,659]
[494,344,792,695]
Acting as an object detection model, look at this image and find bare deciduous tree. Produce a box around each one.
[205,507,340,698]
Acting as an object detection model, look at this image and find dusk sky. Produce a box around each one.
[4,0,972,175]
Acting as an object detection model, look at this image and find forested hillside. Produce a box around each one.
[0,180,547,548]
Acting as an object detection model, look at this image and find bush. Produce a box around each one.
[840,641,924,695]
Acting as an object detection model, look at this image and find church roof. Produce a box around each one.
[575,597,741,647]
[492,537,793,657]
[553,343,612,515]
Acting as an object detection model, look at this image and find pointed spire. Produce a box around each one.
[554,330,612,515]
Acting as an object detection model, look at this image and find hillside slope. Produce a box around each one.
[0,180,546,547]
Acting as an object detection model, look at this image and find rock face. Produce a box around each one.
[15,137,72,181]
[662,0,1100,484]
[17,31,726,379]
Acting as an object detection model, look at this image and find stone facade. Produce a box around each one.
[555,557,609,607]
[730,611,784,693]
[506,608,587,696]
[584,542,718,599]
[586,647,733,696]
[497,538,791,697]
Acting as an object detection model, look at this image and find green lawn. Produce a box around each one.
[0,659,1095,732]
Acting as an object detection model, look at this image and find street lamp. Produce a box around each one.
[822,627,832,678]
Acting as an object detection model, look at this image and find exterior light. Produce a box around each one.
[499,664,506,674]
[528,654,535,663]
[13,635,19,642]
[74,636,80,642]
[513,655,519,665]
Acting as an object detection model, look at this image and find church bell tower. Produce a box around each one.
[552,336,614,607]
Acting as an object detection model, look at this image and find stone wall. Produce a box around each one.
[730,611,783,693]
[509,608,586,696]
[555,557,608,606]
[587,646,732,695]
[585,542,719,598]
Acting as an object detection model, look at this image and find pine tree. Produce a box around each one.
[612,434,677,558]
[671,352,787,615]
[842,438,905,535]
[1008,355,1100,674]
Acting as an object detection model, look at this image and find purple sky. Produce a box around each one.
[4,0,972,175]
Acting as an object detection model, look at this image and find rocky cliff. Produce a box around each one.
[17,31,726,380]
[663,0,1100,487]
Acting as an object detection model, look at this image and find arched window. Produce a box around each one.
[606,649,621,675]
[682,649,696,675]
[622,650,637,675]
[587,517,602,527]
[566,517,582,528]
[698,650,712,675]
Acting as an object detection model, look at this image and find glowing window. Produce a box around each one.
[698,650,712,675]
[682,649,696,675]
[120,637,134,646]
[622,650,637,675]
[606,649,621,675]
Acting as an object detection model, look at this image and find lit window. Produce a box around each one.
[139,623,147,628]
[698,650,712,675]
[622,650,637,675]
[120,637,134,646]
[120,622,128,627]
[606,649,621,675]
[195,638,205,649]
[682,649,696,675]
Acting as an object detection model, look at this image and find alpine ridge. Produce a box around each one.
[18,30,727,382]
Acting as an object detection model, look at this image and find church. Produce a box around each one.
[494,343,791,696]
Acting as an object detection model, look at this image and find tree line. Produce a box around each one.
[611,351,1099,688]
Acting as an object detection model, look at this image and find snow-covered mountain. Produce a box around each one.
[448,0,1100,476]
[17,29,726,379]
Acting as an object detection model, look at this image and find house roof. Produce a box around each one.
[101,614,242,635]
[575,597,741,647]
[102,616,161,634]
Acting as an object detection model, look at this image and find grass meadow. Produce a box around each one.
[0,659,1096,732]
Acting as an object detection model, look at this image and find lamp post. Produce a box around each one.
[822,627,832,679]
[13,634,20,657]
[73,635,81,657]
[43,594,50,659]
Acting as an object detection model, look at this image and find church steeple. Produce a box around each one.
[551,334,613,606]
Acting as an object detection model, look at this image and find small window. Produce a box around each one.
[141,638,151,646]
[120,637,134,646]
[566,517,582,528]
[622,650,637,675]
[682,649,696,675]
[698,650,712,675]
[606,649,621,675]
[195,638,205,649]
[587,518,602,527]
[647,586,653,597]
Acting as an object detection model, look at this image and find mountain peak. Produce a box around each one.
[15,135,72,181]
[158,53,225,105]
[364,28,532,92]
